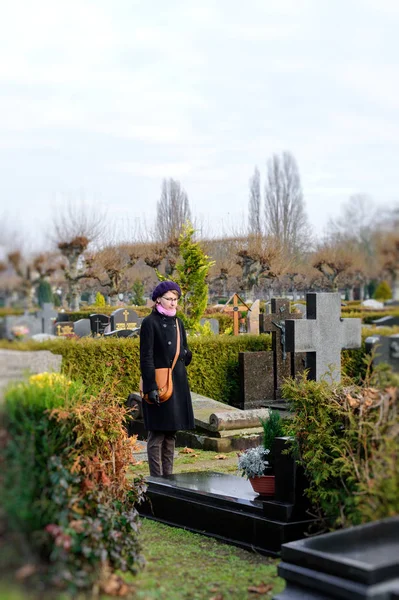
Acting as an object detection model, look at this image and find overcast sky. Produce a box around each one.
[0,0,398,250]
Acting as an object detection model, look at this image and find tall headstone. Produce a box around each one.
[36,303,58,334]
[247,299,260,335]
[262,299,303,399]
[285,292,362,382]
[110,308,141,332]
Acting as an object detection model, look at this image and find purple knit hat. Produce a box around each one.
[152,280,182,301]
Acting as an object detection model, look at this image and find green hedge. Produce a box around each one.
[2,326,397,401]
[0,335,272,403]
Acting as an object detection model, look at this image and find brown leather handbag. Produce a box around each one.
[140,322,181,404]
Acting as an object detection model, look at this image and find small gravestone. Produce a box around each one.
[365,334,399,373]
[110,308,141,331]
[89,313,110,336]
[54,321,75,337]
[104,328,139,338]
[73,319,92,338]
[199,318,220,334]
[247,299,260,335]
[276,516,399,600]
[4,314,42,340]
[36,303,58,334]
[371,315,399,327]
[238,351,274,409]
[285,292,361,382]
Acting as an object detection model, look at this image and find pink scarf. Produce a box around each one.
[156,304,176,317]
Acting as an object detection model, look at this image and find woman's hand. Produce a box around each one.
[148,390,160,406]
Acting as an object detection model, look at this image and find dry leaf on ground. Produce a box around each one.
[15,564,37,580]
[214,454,228,460]
[248,583,273,594]
[181,447,195,454]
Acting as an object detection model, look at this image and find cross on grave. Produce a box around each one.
[36,303,58,334]
[262,299,303,399]
[285,292,362,383]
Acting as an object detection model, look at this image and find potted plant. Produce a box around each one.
[237,410,284,496]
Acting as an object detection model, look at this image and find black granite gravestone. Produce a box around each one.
[371,315,399,327]
[275,517,399,599]
[110,308,141,331]
[365,334,399,373]
[89,313,110,336]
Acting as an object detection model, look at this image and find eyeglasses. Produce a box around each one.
[161,296,179,303]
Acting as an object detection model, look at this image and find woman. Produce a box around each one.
[139,280,195,477]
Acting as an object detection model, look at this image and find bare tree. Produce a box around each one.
[87,244,140,305]
[248,166,261,236]
[264,152,310,254]
[155,178,191,243]
[52,200,106,310]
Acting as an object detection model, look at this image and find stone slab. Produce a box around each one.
[0,349,62,401]
[191,392,237,430]
[139,471,315,556]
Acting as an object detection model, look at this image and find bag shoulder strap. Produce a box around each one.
[171,320,181,371]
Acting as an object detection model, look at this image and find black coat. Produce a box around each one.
[139,310,195,432]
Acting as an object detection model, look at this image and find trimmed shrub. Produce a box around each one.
[374,280,392,301]
[94,291,106,307]
[283,373,399,529]
[1,373,145,594]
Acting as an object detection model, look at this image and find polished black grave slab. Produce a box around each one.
[139,471,314,556]
[275,516,399,599]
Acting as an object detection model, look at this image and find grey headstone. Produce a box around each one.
[4,314,42,340]
[200,318,220,334]
[285,292,362,383]
[36,303,58,334]
[110,308,141,331]
[73,318,92,338]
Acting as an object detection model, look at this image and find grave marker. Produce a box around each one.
[262,299,303,399]
[110,308,141,331]
[89,313,110,336]
[73,318,92,338]
[36,303,58,334]
[285,292,361,382]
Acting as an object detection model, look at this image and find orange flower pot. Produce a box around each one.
[249,475,275,496]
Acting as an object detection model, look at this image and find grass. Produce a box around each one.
[130,447,242,478]
[126,518,283,599]
[0,449,283,599]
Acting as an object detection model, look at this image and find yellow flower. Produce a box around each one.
[29,372,72,388]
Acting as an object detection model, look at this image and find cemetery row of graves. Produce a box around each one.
[0,291,398,598]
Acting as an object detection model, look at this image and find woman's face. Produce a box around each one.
[158,290,179,309]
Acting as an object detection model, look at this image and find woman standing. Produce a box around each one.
[139,280,195,477]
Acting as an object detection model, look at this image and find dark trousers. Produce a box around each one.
[147,430,177,477]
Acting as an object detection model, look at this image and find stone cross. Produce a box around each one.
[285,292,362,382]
[36,303,58,334]
[262,299,303,399]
